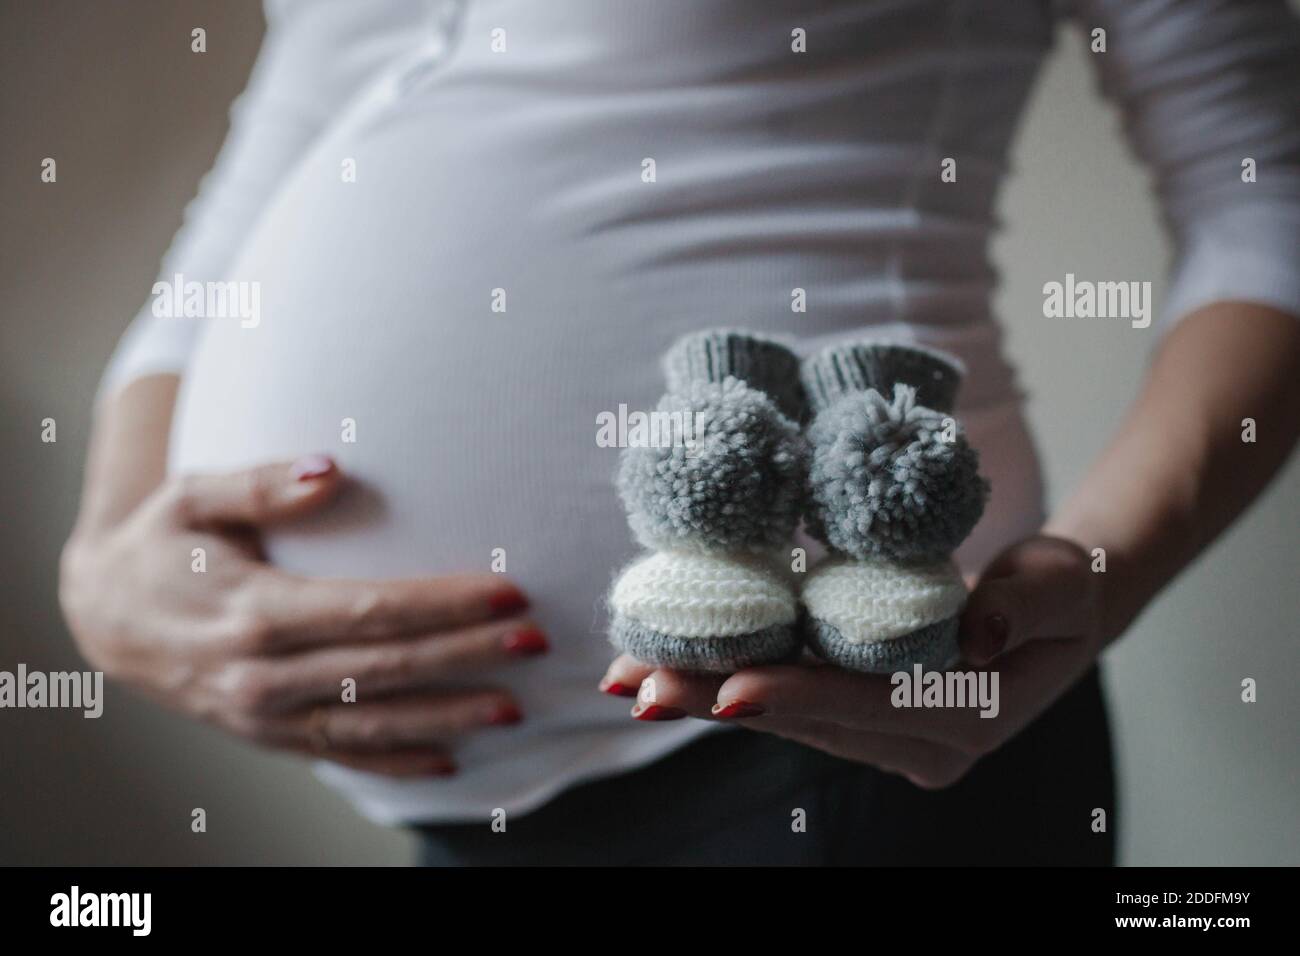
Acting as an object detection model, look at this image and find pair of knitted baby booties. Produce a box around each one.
[608,329,988,675]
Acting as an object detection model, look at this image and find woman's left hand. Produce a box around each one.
[599,535,1111,789]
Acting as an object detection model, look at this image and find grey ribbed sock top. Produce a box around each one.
[662,329,805,421]
[801,341,963,414]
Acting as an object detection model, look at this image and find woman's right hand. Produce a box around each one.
[58,455,546,778]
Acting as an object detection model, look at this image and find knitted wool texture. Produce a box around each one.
[798,545,967,674]
[800,557,966,643]
[804,617,958,673]
[662,328,806,422]
[609,329,809,672]
[802,341,964,416]
[611,618,799,673]
[609,550,798,638]
[805,382,987,564]
[619,376,807,554]
[797,340,987,672]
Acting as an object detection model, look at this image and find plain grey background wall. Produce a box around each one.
[1,1,1296,865]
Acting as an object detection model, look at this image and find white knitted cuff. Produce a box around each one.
[800,557,966,643]
[609,550,797,638]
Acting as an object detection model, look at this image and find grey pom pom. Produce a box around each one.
[618,377,807,553]
[806,384,987,563]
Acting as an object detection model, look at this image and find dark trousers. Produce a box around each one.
[417,667,1115,866]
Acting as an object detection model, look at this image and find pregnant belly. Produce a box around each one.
[168,127,658,699]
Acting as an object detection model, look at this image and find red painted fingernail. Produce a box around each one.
[504,628,549,656]
[289,454,334,481]
[600,681,639,698]
[487,704,523,726]
[984,614,1009,658]
[712,700,765,719]
[488,589,529,617]
[633,705,687,722]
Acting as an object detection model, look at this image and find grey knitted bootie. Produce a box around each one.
[799,342,989,673]
[608,330,808,673]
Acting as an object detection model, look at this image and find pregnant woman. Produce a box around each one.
[60,0,1300,865]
